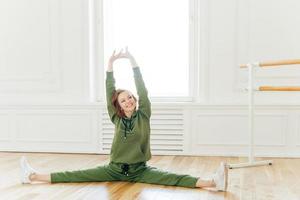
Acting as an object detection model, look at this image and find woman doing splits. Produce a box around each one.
[20,47,228,191]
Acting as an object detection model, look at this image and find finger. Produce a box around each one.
[111,49,116,56]
[116,48,123,57]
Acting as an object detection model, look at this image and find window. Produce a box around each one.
[103,0,191,100]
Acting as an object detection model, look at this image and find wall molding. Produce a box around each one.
[0,104,299,157]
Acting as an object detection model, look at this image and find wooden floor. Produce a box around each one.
[0,152,300,200]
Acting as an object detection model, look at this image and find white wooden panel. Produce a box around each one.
[0,0,62,92]
[208,0,239,103]
[195,114,248,145]
[254,114,287,146]
[0,104,300,157]
[296,115,300,146]
[0,113,11,141]
[194,113,287,146]
[16,112,92,143]
[0,0,51,79]
[0,106,100,153]
[0,0,89,103]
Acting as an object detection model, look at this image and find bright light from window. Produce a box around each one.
[103,0,189,97]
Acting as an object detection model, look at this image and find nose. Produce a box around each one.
[126,100,134,106]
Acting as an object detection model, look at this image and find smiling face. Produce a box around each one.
[117,90,137,114]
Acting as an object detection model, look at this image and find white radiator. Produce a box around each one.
[100,109,185,155]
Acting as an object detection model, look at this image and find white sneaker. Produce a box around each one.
[20,156,37,184]
[212,162,228,191]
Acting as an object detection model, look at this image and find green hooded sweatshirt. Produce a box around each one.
[106,67,151,164]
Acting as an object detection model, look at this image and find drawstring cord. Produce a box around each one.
[121,164,129,176]
[122,118,133,140]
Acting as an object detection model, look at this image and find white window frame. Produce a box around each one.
[91,0,200,103]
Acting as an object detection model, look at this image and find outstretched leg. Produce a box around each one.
[134,165,200,188]
[134,162,228,191]
[20,156,119,184]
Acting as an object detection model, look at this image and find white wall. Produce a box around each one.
[0,0,90,104]
[1,0,300,157]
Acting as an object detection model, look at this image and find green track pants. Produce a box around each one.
[51,162,198,188]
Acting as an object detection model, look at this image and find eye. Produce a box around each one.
[128,96,132,99]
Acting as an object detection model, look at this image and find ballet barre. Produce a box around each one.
[240,59,300,68]
[259,86,300,91]
[228,59,300,169]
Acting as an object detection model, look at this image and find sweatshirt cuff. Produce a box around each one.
[133,67,141,76]
[106,71,114,79]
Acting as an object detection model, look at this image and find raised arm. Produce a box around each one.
[132,67,151,118]
[123,48,151,118]
[106,47,151,119]
[105,50,123,123]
